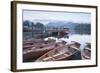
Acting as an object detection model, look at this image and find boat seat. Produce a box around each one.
[63,53,69,56]
[43,56,52,61]
[69,45,80,51]
[53,53,62,57]
[84,47,91,51]
[82,54,90,59]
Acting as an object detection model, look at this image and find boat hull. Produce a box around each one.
[23,49,54,62]
[36,44,81,62]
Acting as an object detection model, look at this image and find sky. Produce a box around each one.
[23,10,91,25]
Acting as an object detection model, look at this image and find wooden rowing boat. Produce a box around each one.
[23,41,57,62]
[23,38,56,49]
[82,43,91,59]
[23,38,44,45]
[36,42,81,62]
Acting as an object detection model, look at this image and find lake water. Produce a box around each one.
[59,34,91,50]
[45,34,91,50]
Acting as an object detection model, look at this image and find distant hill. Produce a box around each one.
[46,21,78,34]
[23,20,91,34]
[46,21,90,34]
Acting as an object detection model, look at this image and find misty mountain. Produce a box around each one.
[23,20,91,34]
[46,21,78,34]
[46,21,90,34]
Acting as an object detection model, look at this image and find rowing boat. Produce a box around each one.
[82,43,91,59]
[36,42,81,62]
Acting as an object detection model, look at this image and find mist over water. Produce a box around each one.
[60,34,90,49]
[46,34,91,50]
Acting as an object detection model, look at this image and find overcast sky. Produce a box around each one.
[23,10,91,25]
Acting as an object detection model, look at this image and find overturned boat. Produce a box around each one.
[36,41,81,62]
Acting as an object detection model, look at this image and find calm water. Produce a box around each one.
[60,34,91,50]
[45,34,91,50]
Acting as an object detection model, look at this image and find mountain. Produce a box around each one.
[46,21,77,34]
